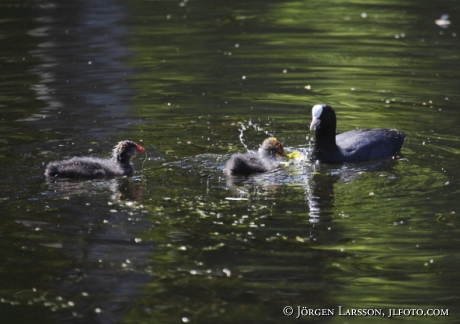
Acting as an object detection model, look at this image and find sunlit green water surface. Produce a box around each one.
[1,0,460,323]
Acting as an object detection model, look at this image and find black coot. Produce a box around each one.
[310,104,406,163]
[45,140,146,179]
[224,137,287,176]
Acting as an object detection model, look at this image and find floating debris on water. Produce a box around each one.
[436,14,450,28]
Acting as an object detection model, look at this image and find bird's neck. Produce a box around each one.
[259,148,277,159]
[113,152,131,167]
[312,128,339,159]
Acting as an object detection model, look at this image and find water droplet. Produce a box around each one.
[223,268,231,277]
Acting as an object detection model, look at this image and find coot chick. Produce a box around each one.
[224,137,287,176]
[45,140,146,179]
[310,104,406,163]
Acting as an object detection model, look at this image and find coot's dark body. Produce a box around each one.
[310,104,406,163]
[45,140,146,179]
[225,137,287,176]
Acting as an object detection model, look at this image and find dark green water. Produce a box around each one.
[1,0,460,323]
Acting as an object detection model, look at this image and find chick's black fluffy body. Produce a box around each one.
[225,137,287,176]
[45,140,145,179]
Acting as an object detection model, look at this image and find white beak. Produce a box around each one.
[310,117,321,131]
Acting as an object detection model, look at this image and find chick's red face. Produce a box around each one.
[275,141,287,158]
[134,143,146,153]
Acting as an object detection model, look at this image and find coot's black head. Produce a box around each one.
[259,137,287,158]
[113,140,146,163]
[309,104,337,132]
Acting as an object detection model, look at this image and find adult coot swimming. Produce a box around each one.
[310,104,406,163]
[45,140,146,179]
[224,137,287,176]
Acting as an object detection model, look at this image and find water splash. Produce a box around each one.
[238,118,274,153]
